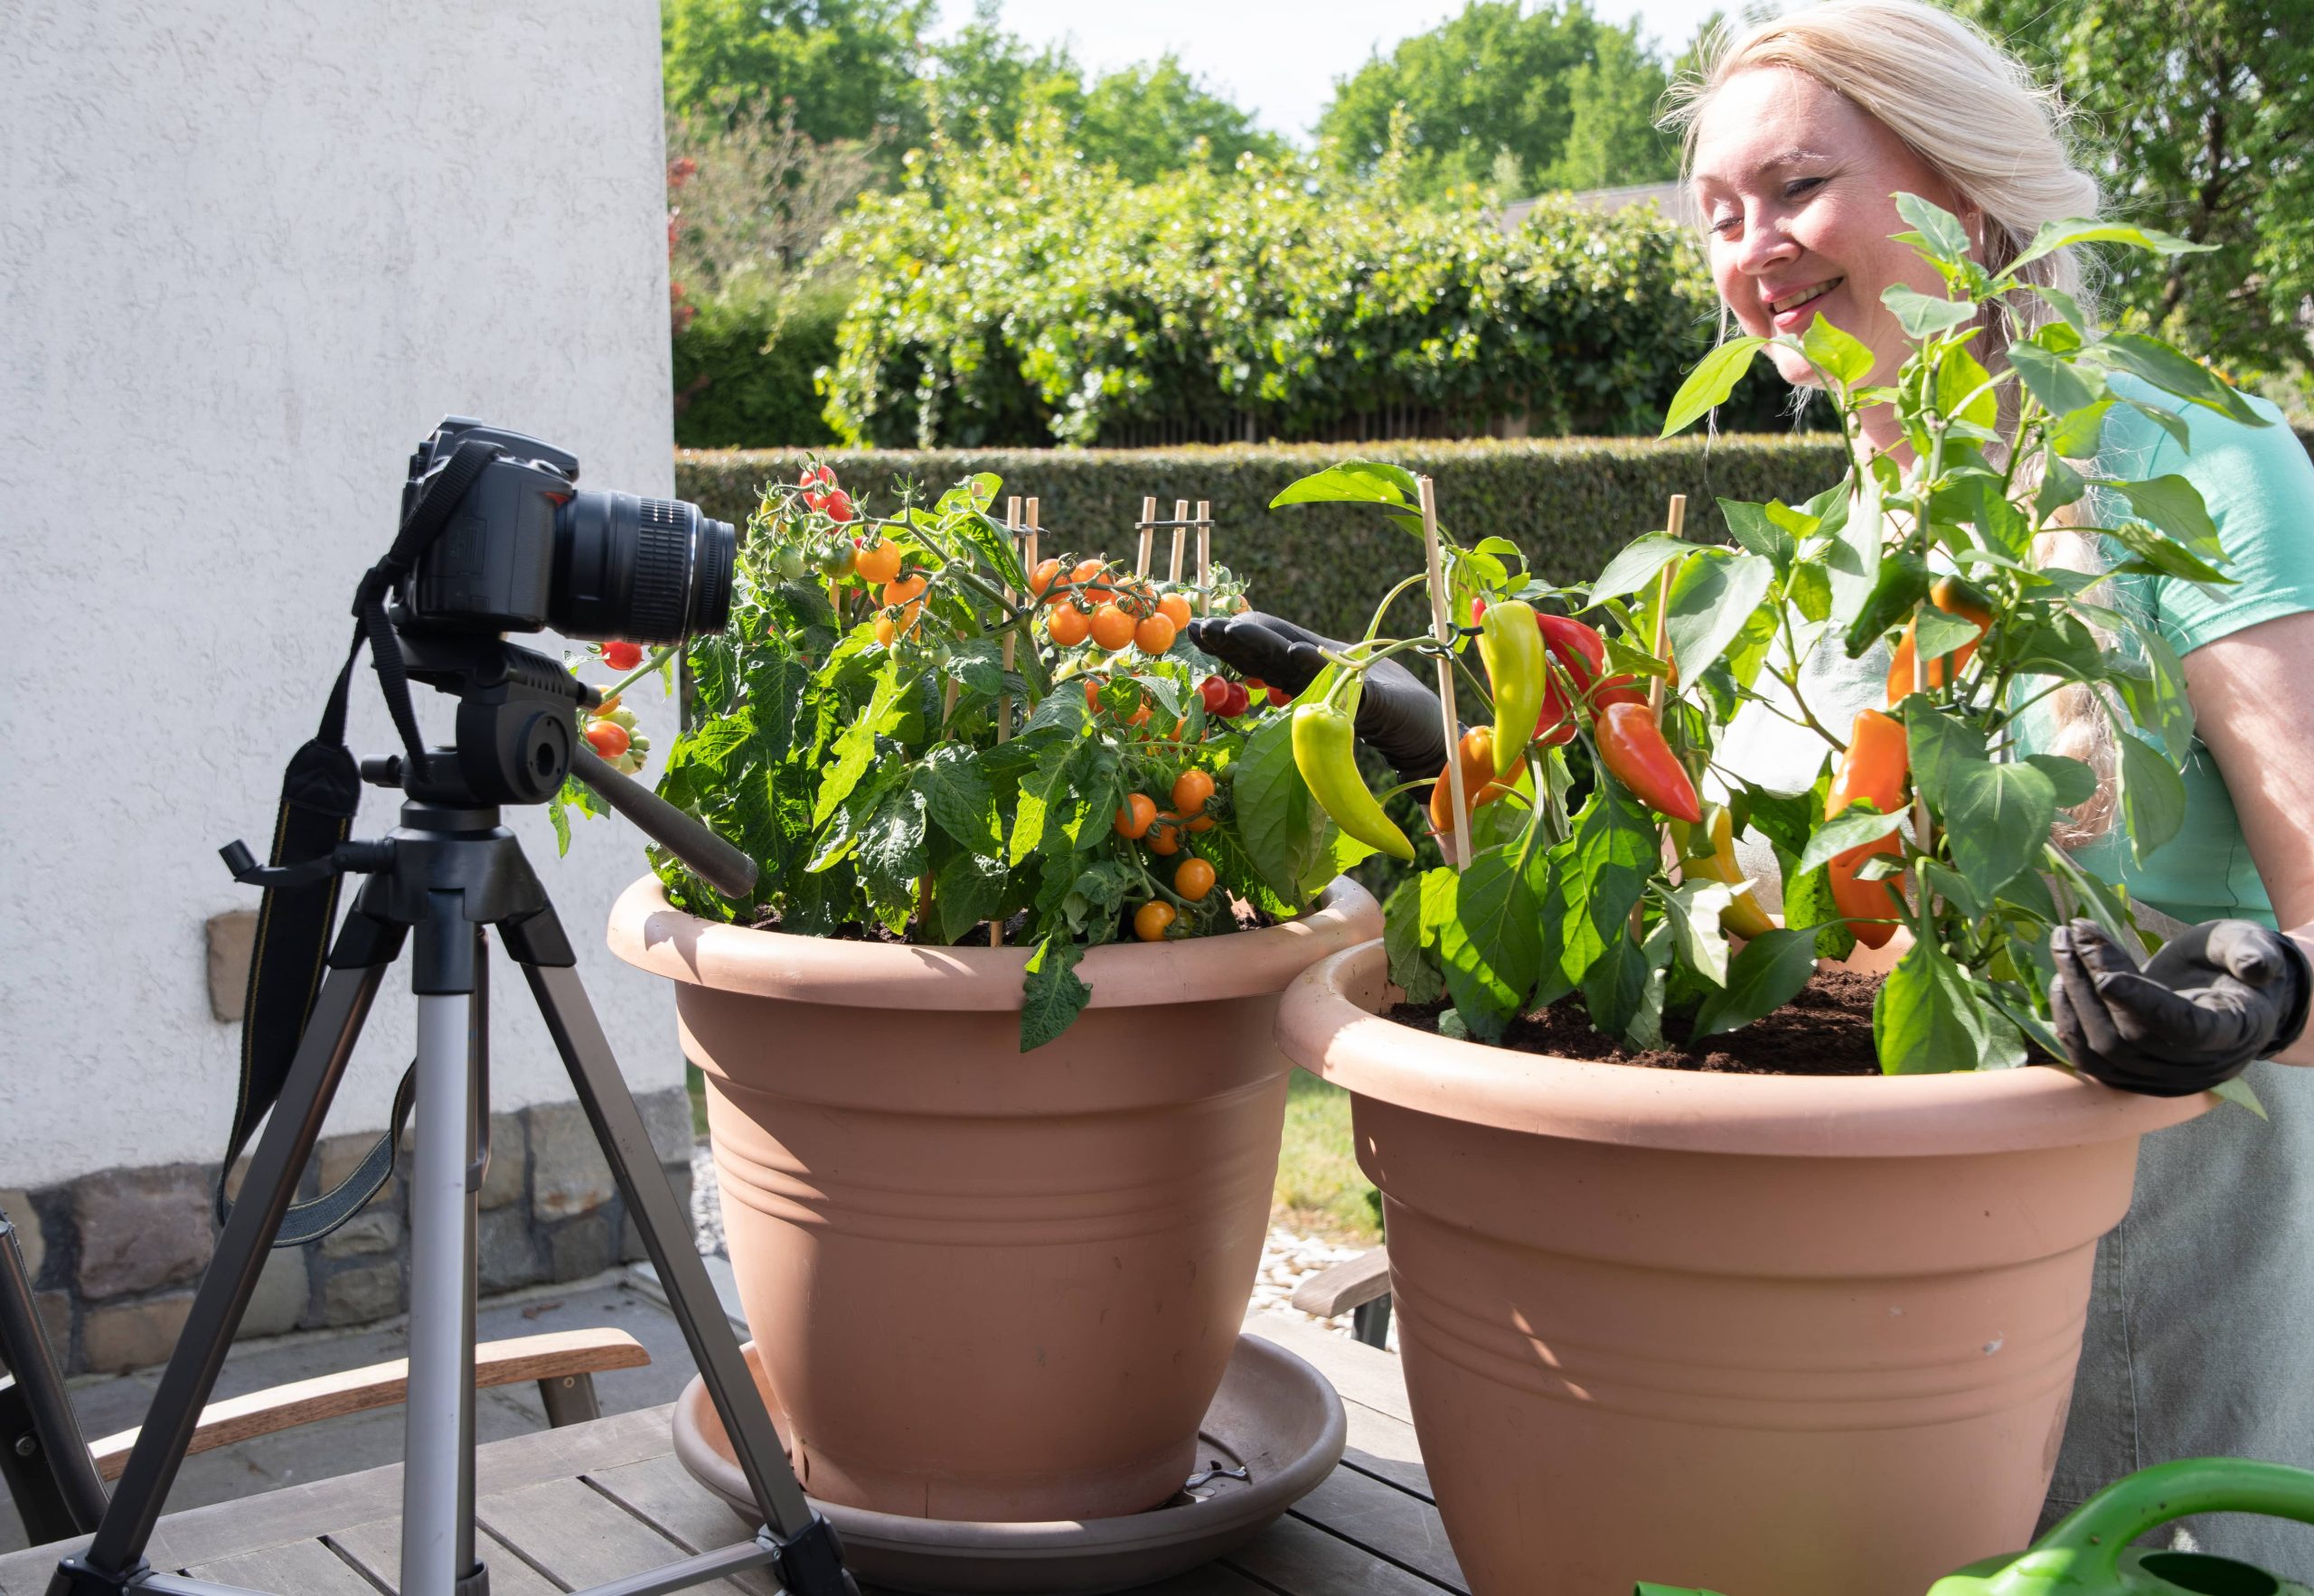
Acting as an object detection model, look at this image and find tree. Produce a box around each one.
[661,0,935,146]
[1317,1,1676,200]
[919,1,1083,144]
[1960,0,2314,390]
[1077,57,1287,183]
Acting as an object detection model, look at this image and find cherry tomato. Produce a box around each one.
[1220,681,1251,718]
[1049,605,1091,646]
[1199,675,1231,712]
[817,543,856,578]
[1171,768,1215,817]
[804,492,829,513]
[1030,559,1063,603]
[1126,704,1152,728]
[1082,676,1108,711]
[1115,793,1157,839]
[1242,677,1266,695]
[1147,812,1183,855]
[853,540,901,585]
[1173,859,1217,903]
[873,614,899,647]
[600,640,644,671]
[1267,686,1290,708]
[1133,901,1177,942]
[1157,593,1192,629]
[1089,604,1135,652]
[881,573,927,608]
[823,489,854,523]
[796,465,834,490]
[584,720,629,758]
[1070,559,1106,590]
[1135,613,1177,654]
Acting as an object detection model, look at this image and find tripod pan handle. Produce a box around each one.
[569,746,760,899]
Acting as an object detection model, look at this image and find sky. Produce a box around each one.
[927,0,1736,142]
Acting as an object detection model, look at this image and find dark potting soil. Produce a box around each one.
[1389,970,1885,1075]
[750,899,1274,949]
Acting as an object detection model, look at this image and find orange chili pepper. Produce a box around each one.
[1428,727,1516,840]
[1825,709,1910,948]
[1886,578,1993,704]
[1597,701,1702,824]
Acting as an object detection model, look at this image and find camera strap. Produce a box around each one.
[218,439,502,1245]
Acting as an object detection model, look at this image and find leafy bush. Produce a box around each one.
[678,435,1852,642]
[811,117,1797,449]
[673,278,847,448]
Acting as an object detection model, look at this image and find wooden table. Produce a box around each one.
[0,1316,1466,1596]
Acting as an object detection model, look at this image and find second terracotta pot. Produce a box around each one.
[1275,939,2211,1596]
[608,877,1379,1523]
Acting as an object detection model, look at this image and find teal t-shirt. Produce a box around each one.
[2041,376,2314,927]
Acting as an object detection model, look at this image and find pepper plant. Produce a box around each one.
[570,464,1371,1050]
[1262,199,2267,1076]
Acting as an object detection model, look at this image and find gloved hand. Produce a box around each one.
[2049,917,2313,1095]
[1186,611,1450,777]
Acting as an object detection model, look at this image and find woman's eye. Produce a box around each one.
[1709,211,1740,236]
[1784,176,1826,199]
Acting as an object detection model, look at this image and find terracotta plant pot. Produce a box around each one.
[1273,940,2212,1596]
[607,877,1380,1523]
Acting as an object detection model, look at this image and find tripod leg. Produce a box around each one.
[503,906,849,1596]
[403,906,483,1596]
[52,915,400,1594]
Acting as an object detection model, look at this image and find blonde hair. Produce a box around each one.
[1665,0,2117,841]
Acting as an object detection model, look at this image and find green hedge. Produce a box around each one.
[675,435,1853,641]
[672,280,845,449]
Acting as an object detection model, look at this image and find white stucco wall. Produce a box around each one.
[0,2,686,1189]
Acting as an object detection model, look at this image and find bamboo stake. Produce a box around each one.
[1168,519,1185,584]
[1635,494,1687,939]
[1136,495,1157,578]
[1419,476,1471,871]
[997,496,1021,747]
[1191,500,1210,615]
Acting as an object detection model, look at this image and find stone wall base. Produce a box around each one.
[1,1087,696,1375]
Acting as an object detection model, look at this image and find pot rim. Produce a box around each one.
[607,874,1381,1012]
[1275,939,2213,1158]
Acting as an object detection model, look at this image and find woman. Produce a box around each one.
[1674,0,2314,1564]
[1200,0,2314,1566]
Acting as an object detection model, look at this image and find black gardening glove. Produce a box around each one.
[2049,918,2313,1095]
[1186,611,1450,778]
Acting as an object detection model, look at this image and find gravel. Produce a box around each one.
[690,1141,1393,1348]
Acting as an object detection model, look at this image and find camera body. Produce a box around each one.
[397,417,734,644]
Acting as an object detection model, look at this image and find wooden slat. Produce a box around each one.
[1291,1467,1467,1591]
[1339,1401,1434,1503]
[1228,1507,1463,1596]
[1134,1559,1280,1596]
[0,1404,678,1589]
[583,1454,776,1594]
[1246,1316,1416,1427]
[325,1513,565,1596]
[1290,1249,1392,1318]
[183,1535,384,1596]
[476,1475,754,1595]
[87,1328,651,1480]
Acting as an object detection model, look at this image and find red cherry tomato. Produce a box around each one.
[1199,675,1231,713]
[600,640,644,671]
[1221,682,1250,718]
[823,488,854,523]
[584,720,630,758]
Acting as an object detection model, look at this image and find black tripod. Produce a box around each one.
[48,634,851,1596]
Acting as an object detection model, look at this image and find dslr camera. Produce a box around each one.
[396,417,735,644]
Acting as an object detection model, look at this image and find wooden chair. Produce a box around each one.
[2,1207,648,1548]
[1289,1246,1393,1348]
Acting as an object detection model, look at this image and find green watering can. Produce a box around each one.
[1637,1458,2314,1596]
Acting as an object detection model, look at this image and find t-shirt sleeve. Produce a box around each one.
[2116,391,2314,656]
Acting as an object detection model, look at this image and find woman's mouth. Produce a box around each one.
[1765,278,1842,331]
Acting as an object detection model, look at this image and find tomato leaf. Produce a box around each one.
[1020,935,1091,1053]
[914,745,1001,853]
[933,848,1008,944]
[1660,335,1765,437]
[814,662,906,825]
[1438,844,1544,1040]
[1875,934,2025,1074]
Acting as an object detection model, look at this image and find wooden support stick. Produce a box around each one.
[1137,495,1157,578]
[992,495,1028,948]
[1191,500,1210,615]
[1168,521,1185,584]
[1637,493,1688,938]
[1418,476,1471,872]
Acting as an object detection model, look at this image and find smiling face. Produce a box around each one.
[1689,66,1976,392]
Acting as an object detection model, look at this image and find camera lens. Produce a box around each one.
[552,491,736,644]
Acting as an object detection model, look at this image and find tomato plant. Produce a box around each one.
[618,467,1367,1050]
[1243,202,2260,1076]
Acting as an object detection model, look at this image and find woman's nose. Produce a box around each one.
[1736,214,1800,277]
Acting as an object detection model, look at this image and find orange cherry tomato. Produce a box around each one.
[1070,559,1105,589]
[852,540,902,585]
[1147,812,1183,855]
[1048,605,1091,646]
[1171,768,1216,817]
[1186,813,1214,831]
[1030,558,1062,603]
[1173,858,1217,903]
[1133,901,1177,942]
[583,720,629,758]
[1157,593,1192,629]
[1115,793,1157,839]
[881,573,927,608]
[873,614,899,647]
[1089,604,1135,652]
[1127,703,1152,728]
[1135,613,1177,654]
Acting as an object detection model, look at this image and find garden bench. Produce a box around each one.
[1289,1247,1393,1348]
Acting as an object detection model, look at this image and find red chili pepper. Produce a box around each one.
[1596,701,1702,823]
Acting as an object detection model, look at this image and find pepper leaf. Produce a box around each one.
[1717,499,1795,568]
[1827,463,1885,630]
[2115,725,2187,863]
[1660,336,1765,437]
[1796,809,1907,878]
[1268,460,1421,510]
[1232,709,1331,908]
[1587,534,1692,606]
[1690,927,1820,1041]
[1801,313,1875,388]
[1940,757,2057,903]
[1438,844,1544,1040]
[1666,550,1776,686]
[1384,874,1446,1006]
[1659,878,1736,988]
[1555,784,1659,987]
[1876,934,2026,1074]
